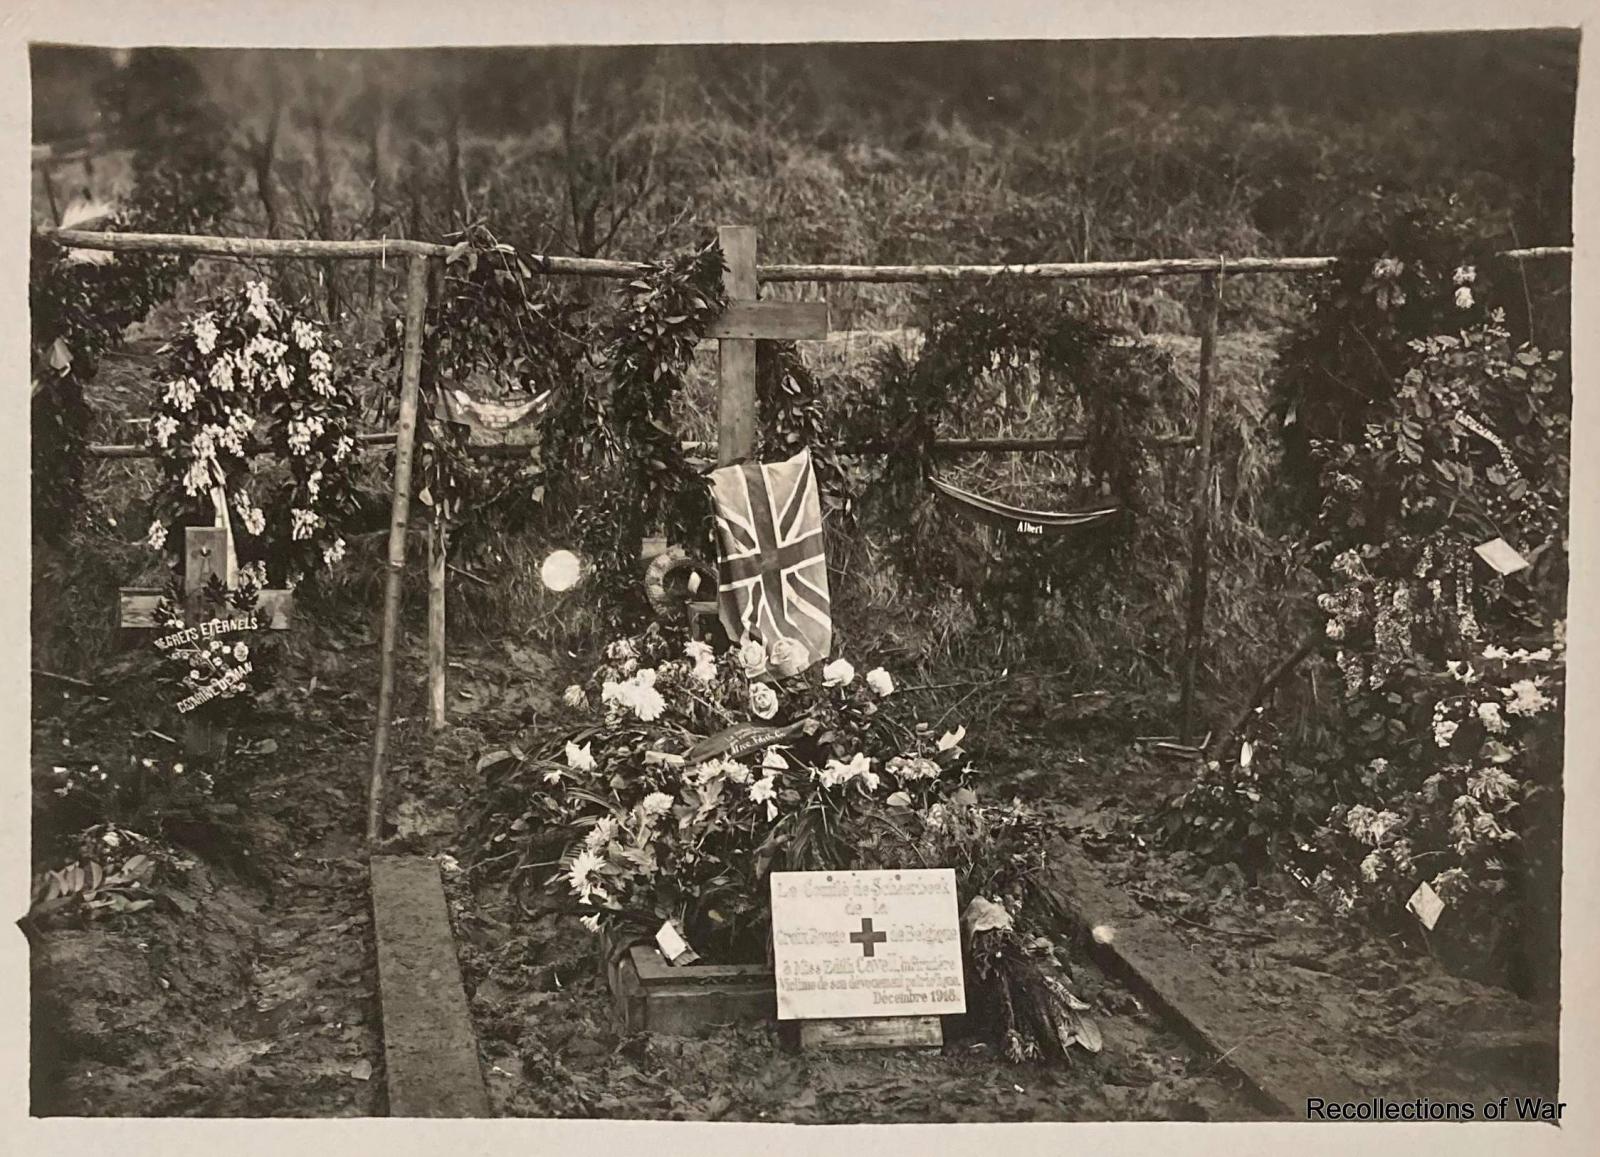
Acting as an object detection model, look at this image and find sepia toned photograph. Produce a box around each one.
[23,27,1576,1126]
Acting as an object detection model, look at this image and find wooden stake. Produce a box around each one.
[715,225,758,467]
[40,162,62,226]
[367,251,430,843]
[1178,273,1220,744]
[428,505,447,732]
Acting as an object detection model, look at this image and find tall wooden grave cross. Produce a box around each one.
[118,523,293,759]
[707,224,830,464]
[683,224,831,640]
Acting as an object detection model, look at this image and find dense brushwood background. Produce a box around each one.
[30,35,1577,719]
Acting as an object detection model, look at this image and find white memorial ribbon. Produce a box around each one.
[209,484,240,588]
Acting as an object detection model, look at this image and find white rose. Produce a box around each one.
[748,682,779,721]
[822,658,856,688]
[768,637,810,677]
[735,639,769,677]
[865,667,895,697]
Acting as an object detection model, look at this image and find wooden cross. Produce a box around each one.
[709,224,830,466]
[118,524,293,758]
[650,225,831,639]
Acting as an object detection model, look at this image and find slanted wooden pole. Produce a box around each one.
[716,225,759,466]
[1178,273,1221,744]
[427,506,447,732]
[367,252,431,843]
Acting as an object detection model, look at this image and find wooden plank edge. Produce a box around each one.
[627,943,773,985]
[1039,838,1350,1118]
[369,855,492,1117]
[799,1015,942,1051]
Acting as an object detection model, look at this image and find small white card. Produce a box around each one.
[1475,537,1530,576]
[1407,881,1445,931]
[771,868,966,1020]
[655,919,699,966]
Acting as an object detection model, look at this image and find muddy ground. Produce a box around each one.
[26,631,1558,1120]
[28,622,389,1117]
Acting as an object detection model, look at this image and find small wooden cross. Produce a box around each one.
[118,525,293,758]
[709,224,830,466]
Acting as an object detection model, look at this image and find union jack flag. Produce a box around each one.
[708,448,831,668]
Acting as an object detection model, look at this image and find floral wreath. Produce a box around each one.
[144,281,360,585]
[148,569,272,724]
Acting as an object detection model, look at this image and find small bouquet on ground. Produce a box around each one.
[962,895,1102,1061]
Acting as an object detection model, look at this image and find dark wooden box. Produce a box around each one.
[604,941,776,1037]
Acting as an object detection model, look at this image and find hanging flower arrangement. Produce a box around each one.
[144,281,361,586]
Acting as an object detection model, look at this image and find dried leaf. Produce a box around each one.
[1069,1011,1103,1053]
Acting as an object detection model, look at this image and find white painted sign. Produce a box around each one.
[770,868,966,1020]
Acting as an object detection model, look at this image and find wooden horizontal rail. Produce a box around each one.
[41,228,653,278]
[686,434,1196,456]
[759,246,1571,284]
[41,228,1571,284]
[86,432,399,459]
[862,434,1195,453]
[89,431,1191,461]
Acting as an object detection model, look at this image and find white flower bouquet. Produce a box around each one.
[464,623,1008,963]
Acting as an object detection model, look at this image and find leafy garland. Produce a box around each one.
[30,49,231,544]
[844,285,1177,624]
[397,228,594,550]
[145,281,362,586]
[756,340,855,514]
[596,241,728,587]
[389,230,727,618]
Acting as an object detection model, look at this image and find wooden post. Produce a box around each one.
[716,225,759,466]
[427,506,447,732]
[367,251,431,843]
[40,162,62,226]
[1178,273,1221,744]
[182,526,232,761]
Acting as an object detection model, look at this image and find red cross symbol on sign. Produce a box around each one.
[849,917,888,958]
